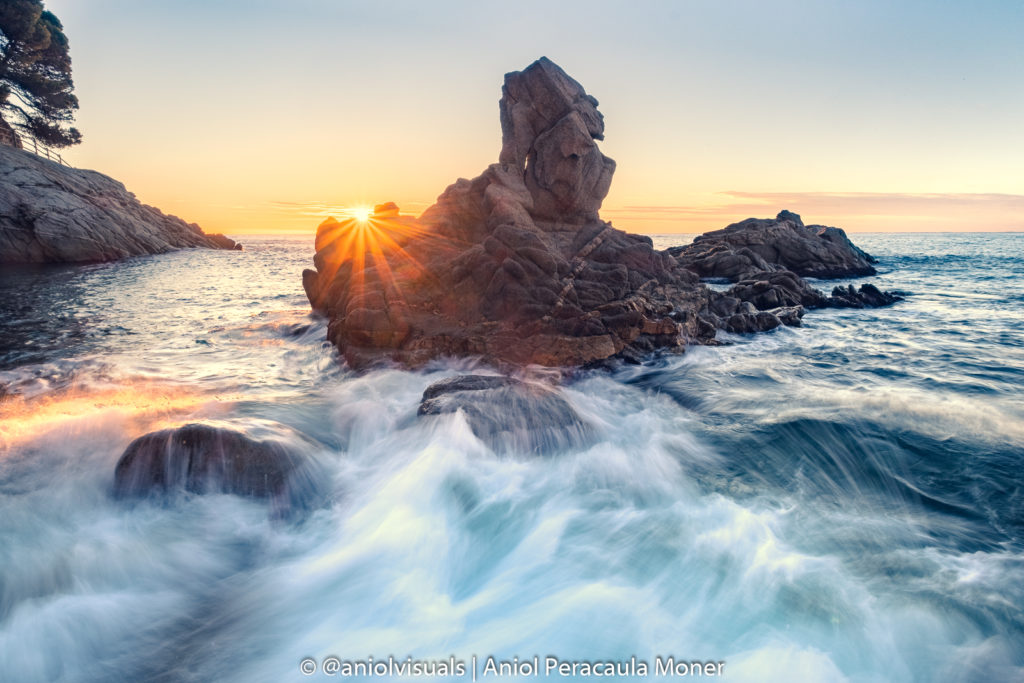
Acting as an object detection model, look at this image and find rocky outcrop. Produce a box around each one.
[0,144,240,263]
[417,375,594,454]
[302,58,900,369]
[113,422,324,514]
[304,57,717,368]
[671,210,901,331]
[695,268,902,333]
[829,283,903,308]
[671,210,876,281]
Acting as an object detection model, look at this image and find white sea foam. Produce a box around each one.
[2,234,1022,682]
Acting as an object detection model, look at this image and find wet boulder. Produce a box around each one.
[113,422,325,513]
[828,283,904,308]
[417,375,594,455]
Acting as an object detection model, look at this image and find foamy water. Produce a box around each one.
[1,234,1022,682]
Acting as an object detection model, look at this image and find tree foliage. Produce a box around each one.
[0,0,81,148]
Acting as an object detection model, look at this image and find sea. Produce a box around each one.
[0,232,1022,683]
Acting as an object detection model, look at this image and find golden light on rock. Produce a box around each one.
[308,203,435,310]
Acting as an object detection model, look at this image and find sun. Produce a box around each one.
[348,206,373,222]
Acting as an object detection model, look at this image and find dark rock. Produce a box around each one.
[303,57,714,368]
[113,423,324,514]
[721,309,785,334]
[206,233,243,250]
[0,145,241,263]
[302,58,902,369]
[667,243,775,281]
[828,283,904,308]
[697,264,903,332]
[726,270,829,309]
[673,210,876,281]
[422,374,519,399]
[418,375,594,454]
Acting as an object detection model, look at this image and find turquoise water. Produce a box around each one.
[1,233,1022,682]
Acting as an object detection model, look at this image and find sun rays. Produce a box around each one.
[311,204,438,311]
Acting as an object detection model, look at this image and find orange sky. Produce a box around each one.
[46,1,1023,235]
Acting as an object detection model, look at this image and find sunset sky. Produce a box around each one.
[45,0,1022,235]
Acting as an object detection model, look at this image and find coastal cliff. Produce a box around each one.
[0,144,239,263]
[303,58,898,369]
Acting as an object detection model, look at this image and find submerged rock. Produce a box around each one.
[302,58,900,368]
[113,422,324,514]
[418,375,594,454]
[0,145,240,263]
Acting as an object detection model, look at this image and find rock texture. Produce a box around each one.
[304,58,716,367]
[670,210,876,281]
[303,58,900,369]
[113,422,324,514]
[418,374,594,454]
[0,144,240,263]
[672,211,902,331]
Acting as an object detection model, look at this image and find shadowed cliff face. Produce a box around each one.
[302,58,897,369]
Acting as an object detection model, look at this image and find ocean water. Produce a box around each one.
[0,233,1022,683]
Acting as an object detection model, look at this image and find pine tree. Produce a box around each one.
[0,0,81,148]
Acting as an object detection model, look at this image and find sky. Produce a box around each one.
[42,0,1023,234]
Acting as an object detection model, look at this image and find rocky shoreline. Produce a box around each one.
[0,144,239,264]
[104,59,904,504]
[302,58,900,370]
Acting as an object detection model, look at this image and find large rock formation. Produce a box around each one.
[303,57,899,369]
[0,144,240,263]
[304,58,718,367]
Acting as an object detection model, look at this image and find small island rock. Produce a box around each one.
[670,210,876,281]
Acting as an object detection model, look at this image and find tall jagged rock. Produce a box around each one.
[302,58,898,369]
[498,57,615,223]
